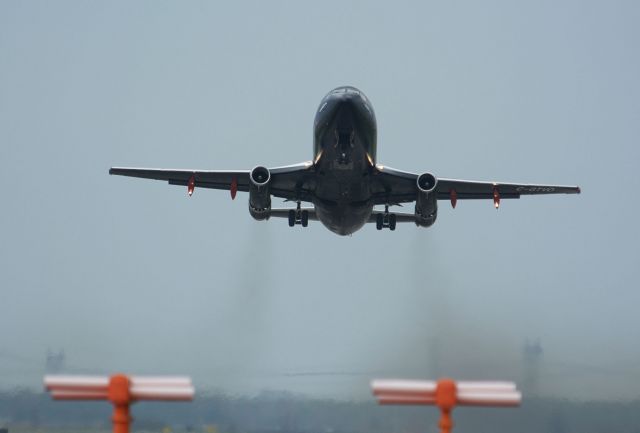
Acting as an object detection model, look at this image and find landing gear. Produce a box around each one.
[376,205,397,231]
[376,213,383,230]
[389,213,397,231]
[288,209,296,227]
[288,202,309,228]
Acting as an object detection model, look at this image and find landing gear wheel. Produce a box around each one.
[389,213,397,231]
[376,213,383,230]
[288,210,295,227]
[301,210,309,227]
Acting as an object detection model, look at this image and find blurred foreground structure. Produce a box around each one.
[2,388,640,433]
[44,374,194,433]
[372,378,521,433]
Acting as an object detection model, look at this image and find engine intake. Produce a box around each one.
[249,166,271,220]
[415,172,438,227]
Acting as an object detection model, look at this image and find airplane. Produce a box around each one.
[110,86,580,236]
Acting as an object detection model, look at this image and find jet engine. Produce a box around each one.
[249,166,271,220]
[415,172,438,227]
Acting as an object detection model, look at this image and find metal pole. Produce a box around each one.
[112,403,131,433]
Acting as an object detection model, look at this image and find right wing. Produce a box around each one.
[436,178,581,200]
[371,165,580,205]
[109,162,316,202]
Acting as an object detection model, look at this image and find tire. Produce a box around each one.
[288,210,295,227]
[301,210,309,227]
[389,213,397,231]
[376,213,383,230]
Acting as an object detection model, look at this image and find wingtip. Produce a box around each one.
[576,186,581,194]
[109,168,114,175]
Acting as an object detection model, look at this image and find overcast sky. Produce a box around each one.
[1,1,639,401]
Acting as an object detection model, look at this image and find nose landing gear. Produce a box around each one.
[375,205,396,231]
[288,202,309,228]
[334,129,354,165]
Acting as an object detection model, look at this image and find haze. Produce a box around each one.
[1,1,639,401]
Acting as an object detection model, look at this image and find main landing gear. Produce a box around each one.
[375,205,397,231]
[288,202,309,228]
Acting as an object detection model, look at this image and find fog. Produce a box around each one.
[1,1,639,402]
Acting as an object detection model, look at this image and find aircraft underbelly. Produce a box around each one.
[311,86,378,235]
[314,199,373,236]
[314,168,373,235]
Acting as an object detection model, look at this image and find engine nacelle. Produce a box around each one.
[249,166,271,220]
[415,172,438,227]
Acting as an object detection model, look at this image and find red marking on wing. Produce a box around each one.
[230,176,238,200]
[188,175,195,197]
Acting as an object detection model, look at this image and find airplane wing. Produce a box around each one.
[436,178,580,200]
[109,162,316,202]
[370,165,580,205]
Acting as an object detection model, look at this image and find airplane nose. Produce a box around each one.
[335,99,358,130]
[335,89,360,105]
[317,87,363,121]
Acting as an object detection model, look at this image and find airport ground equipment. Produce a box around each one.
[44,374,194,433]
[372,378,521,433]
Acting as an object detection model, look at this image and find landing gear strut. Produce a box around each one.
[376,205,396,231]
[288,202,309,228]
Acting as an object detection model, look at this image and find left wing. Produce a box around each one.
[370,165,580,205]
[109,162,316,202]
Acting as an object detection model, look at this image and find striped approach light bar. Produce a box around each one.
[44,374,195,433]
[371,378,521,433]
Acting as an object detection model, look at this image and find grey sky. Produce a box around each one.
[1,1,639,401]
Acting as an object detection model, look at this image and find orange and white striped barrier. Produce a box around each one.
[371,378,521,433]
[44,374,194,433]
